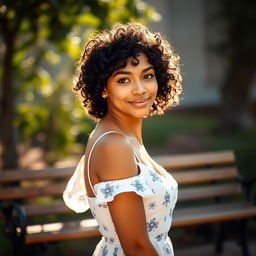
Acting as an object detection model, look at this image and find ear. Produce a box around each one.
[102,90,108,98]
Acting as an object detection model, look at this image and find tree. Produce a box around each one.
[0,0,160,169]
[217,0,256,133]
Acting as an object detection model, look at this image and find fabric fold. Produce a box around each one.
[63,156,90,213]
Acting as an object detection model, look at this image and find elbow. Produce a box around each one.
[122,239,158,256]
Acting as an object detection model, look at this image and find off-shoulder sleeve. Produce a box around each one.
[63,156,90,213]
[94,172,154,204]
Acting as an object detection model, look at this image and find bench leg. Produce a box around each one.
[215,222,225,254]
[238,219,250,256]
[13,243,48,256]
[13,242,24,256]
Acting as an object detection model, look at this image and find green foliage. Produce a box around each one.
[0,0,160,164]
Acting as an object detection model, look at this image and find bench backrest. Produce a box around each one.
[157,151,240,204]
[0,150,239,209]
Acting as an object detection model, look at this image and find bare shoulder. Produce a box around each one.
[95,132,131,153]
[90,132,138,182]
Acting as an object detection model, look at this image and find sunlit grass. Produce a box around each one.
[143,113,218,148]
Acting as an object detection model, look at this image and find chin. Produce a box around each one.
[131,109,151,119]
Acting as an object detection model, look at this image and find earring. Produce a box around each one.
[102,92,107,98]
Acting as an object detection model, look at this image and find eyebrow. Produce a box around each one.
[112,66,154,77]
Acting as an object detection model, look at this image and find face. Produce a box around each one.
[104,53,158,119]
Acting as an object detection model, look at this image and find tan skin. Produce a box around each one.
[84,53,169,256]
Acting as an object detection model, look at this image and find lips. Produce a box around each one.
[128,98,149,107]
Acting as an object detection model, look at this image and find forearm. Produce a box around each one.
[108,193,159,255]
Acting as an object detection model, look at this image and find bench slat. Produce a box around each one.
[25,202,256,244]
[0,167,73,183]
[154,150,235,169]
[0,150,235,183]
[23,201,72,216]
[0,183,66,200]
[26,218,100,244]
[178,183,241,201]
[172,202,256,226]
[0,201,72,219]
[172,167,238,184]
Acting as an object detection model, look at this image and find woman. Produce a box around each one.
[63,22,182,256]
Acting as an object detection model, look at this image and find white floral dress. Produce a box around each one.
[63,131,178,256]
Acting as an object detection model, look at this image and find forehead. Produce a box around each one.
[109,52,153,79]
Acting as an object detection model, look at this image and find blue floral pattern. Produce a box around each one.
[102,225,108,232]
[155,234,163,241]
[130,179,145,192]
[113,247,118,256]
[148,202,157,210]
[147,218,159,232]
[109,238,115,244]
[100,183,115,199]
[149,171,162,182]
[101,245,108,256]
[98,203,108,209]
[165,244,172,255]
[163,191,171,207]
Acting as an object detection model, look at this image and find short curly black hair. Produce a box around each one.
[73,22,182,119]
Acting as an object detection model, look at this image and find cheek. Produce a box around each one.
[148,81,158,96]
[107,87,128,105]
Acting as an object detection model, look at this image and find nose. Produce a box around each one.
[132,80,146,95]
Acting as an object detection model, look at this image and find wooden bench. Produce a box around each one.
[1,150,256,256]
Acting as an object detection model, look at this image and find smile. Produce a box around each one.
[128,98,149,107]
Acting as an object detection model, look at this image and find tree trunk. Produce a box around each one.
[0,33,18,170]
[220,50,256,134]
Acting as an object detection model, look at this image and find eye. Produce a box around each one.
[117,78,129,84]
[143,73,154,80]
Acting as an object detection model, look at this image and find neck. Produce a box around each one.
[102,112,143,145]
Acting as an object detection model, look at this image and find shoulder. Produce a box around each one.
[96,132,131,153]
[90,132,138,182]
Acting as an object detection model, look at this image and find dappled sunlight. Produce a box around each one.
[80,219,98,228]
[27,222,64,234]
[27,219,98,234]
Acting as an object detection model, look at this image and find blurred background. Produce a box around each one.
[0,0,256,255]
